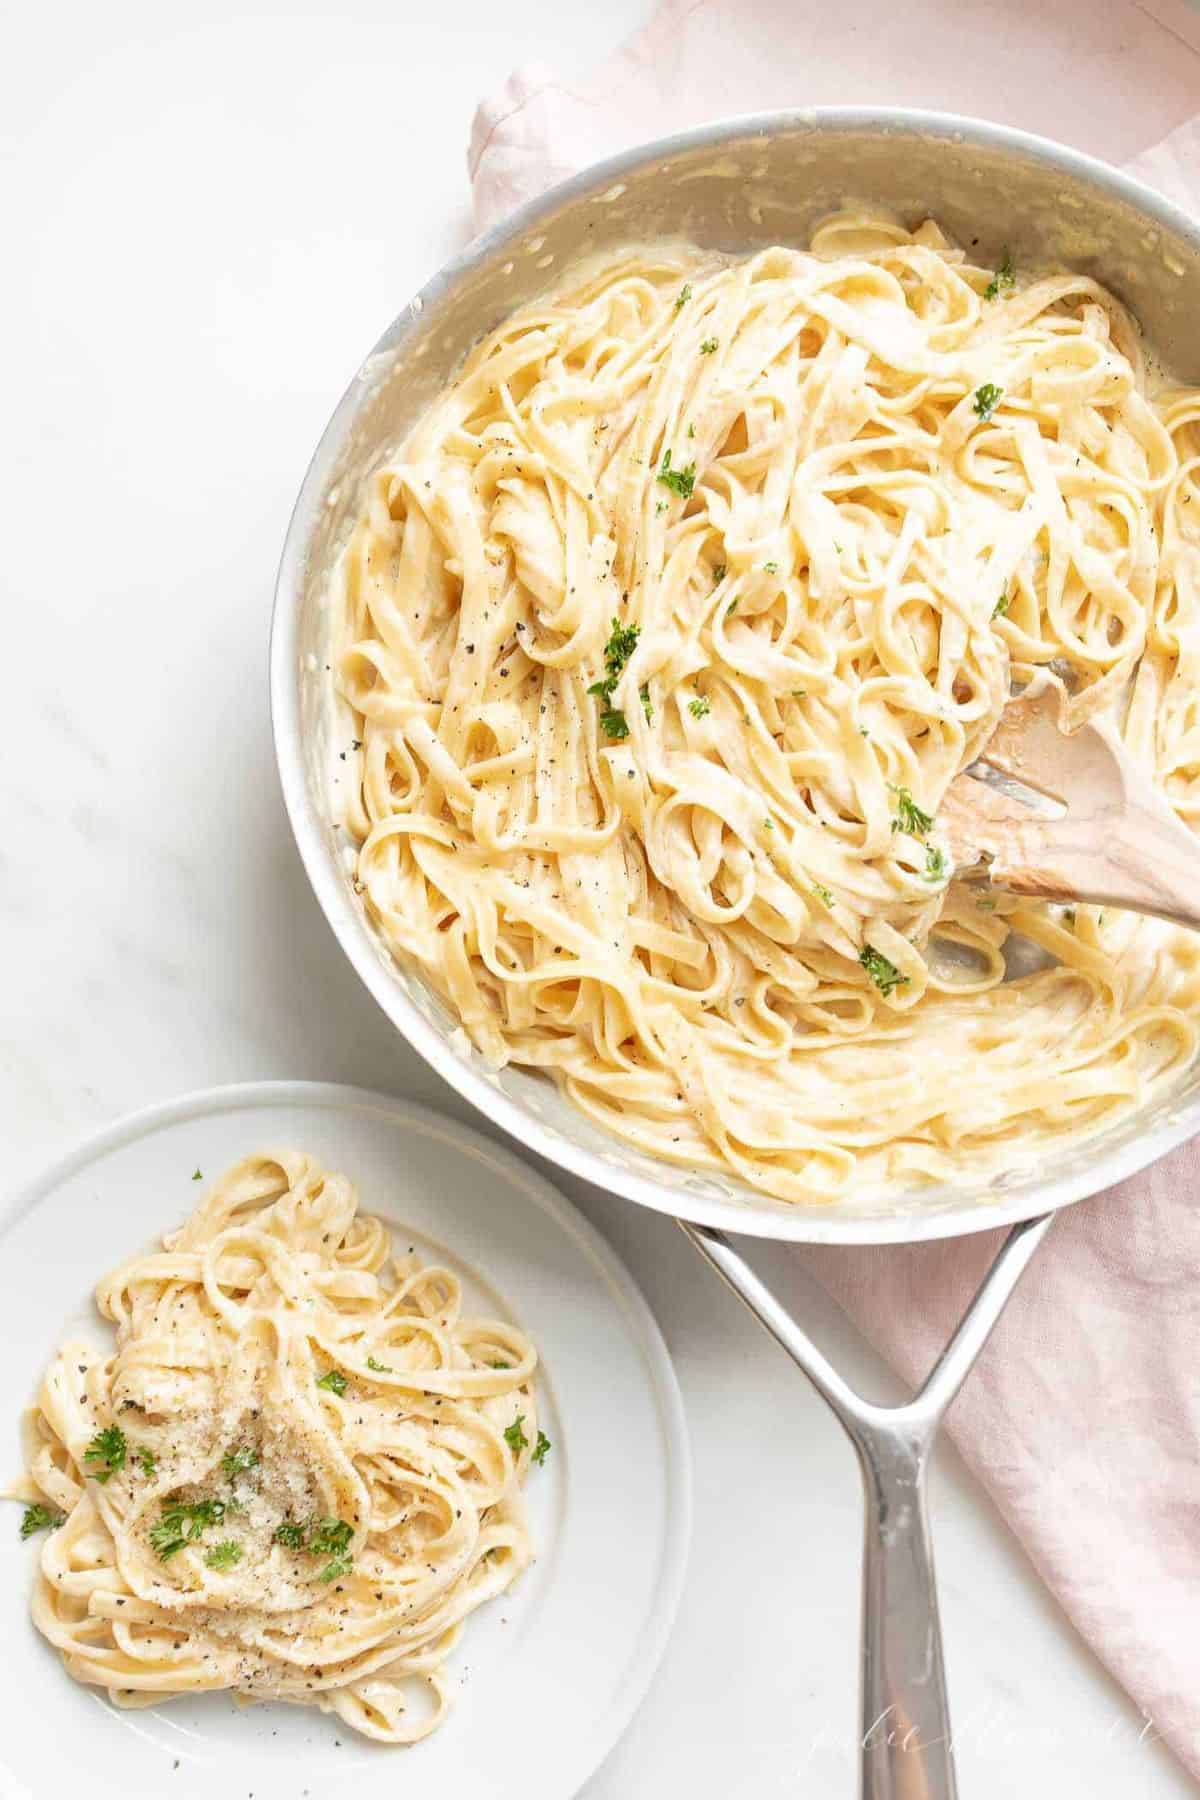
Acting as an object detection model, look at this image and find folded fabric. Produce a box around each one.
[468,1,1200,1774]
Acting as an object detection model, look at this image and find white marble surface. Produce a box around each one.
[1,4,1194,1795]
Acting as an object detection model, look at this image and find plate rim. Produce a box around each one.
[0,1078,693,1800]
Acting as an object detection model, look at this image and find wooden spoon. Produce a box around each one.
[941,673,1200,928]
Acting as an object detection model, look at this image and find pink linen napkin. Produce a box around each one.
[469,1,1200,1775]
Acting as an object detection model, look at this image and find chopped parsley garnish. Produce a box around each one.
[315,1368,348,1396]
[859,946,909,997]
[657,448,696,500]
[889,784,933,837]
[811,882,834,907]
[923,845,948,882]
[366,1355,393,1374]
[307,1517,353,1559]
[533,1430,551,1467]
[589,617,640,742]
[318,1556,353,1584]
[993,590,1010,618]
[273,1517,355,1584]
[983,251,1015,301]
[655,498,667,514]
[504,1416,529,1455]
[973,383,1003,422]
[20,1503,63,1540]
[674,283,692,311]
[220,1444,259,1481]
[686,422,695,438]
[1063,908,1077,927]
[600,619,639,676]
[700,336,718,355]
[975,896,997,911]
[688,696,710,719]
[598,707,629,741]
[712,564,727,586]
[83,1426,127,1484]
[640,684,653,723]
[490,1360,512,1370]
[764,561,779,574]
[726,597,739,618]
[192,1168,202,1181]
[137,1447,156,1479]
[150,1497,226,1560]
[792,688,807,698]
[204,1540,243,1571]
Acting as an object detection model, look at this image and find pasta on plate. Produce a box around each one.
[14,1152,545,1743]
[332,214,1200,1204]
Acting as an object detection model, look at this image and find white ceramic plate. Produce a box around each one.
[0,1082,690,1800]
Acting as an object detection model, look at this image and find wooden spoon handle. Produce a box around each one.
[987,796,1200,929]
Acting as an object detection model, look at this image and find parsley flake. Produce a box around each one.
[712,564,727,586]
[533,1430,551,1467]
[191,1168,202,1181]
[688,696,710,719]
[220,1444,259,1481]
[983,251,1015,301]
[318,1555,353,1584]
[640,684,653,723]
[366,1355,393,1374]
[588,618,640,741]
[84,1426,126,1484]
[993,590,1010,618]
[973,383,1003,422]
[307,1518,353,1559]
[204,1540,243,1571]
[811,883,834,907]
[700,336,718,354]
[273,1519,307,1550]
[657,449,696,500]
[20,1503,63,1540]
[923,845,948,882]
[315,1369,347,1396]
[889,785,933,837]
[674,283,692,311]
[859,946,909,997]
[504,1416,529,1456]
[764,561,779,573]
[598,707,629,741]
[150,1497,226,1560]
[137,1447,156,1479]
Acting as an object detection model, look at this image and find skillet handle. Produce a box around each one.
[680,1211,1055,1800]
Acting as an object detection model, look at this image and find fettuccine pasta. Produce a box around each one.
[333,214,1200,1203]
[14,1152,544,1742]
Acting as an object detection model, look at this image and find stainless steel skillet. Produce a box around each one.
[271,109,1200,1796]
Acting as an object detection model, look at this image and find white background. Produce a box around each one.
[1,3,1195,1795]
